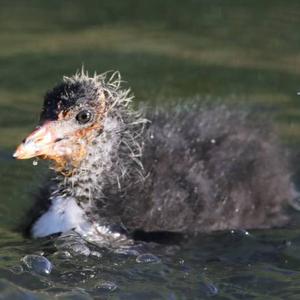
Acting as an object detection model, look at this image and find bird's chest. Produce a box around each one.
[31,196,129,247]
[31,196,92,238]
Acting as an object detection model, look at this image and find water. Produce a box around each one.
[1,229,300,299]
[1,1,300,299]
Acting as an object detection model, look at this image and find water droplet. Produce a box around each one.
[22,255,52,275]
[136,253,161,264]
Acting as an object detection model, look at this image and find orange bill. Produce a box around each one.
[13,123,61,160]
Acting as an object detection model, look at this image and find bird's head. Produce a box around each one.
[13,71,140,176]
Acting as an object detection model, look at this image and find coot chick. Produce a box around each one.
[14,70,295,245]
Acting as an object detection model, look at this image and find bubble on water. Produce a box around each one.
[32,159,39,166]
[94,281,118,292]
[136,253,161,264]
[22,255,52,275]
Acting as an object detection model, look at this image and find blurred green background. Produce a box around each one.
[1,0,300,230]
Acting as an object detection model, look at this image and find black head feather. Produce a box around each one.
[40,80,100,123]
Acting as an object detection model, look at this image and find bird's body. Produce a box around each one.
[14,71,295,245]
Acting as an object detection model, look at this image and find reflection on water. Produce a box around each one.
[1,0,300,299]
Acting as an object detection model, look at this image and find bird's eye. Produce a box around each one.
[76,110,92,124]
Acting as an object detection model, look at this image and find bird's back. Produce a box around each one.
[117,105,294,234]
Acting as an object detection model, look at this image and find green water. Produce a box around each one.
[1,1,300,299]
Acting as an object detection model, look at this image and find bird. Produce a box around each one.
[13,70,296,246]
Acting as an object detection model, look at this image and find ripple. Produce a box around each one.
[56,289,93,300]
[54,232,91,256]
